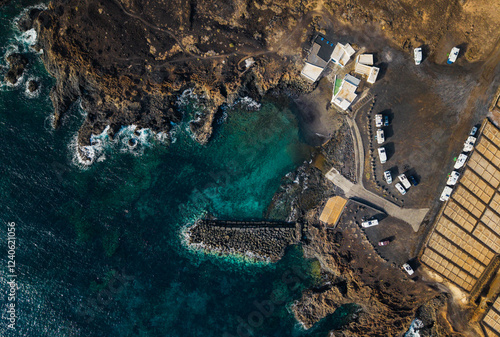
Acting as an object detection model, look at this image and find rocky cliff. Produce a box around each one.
[22,0,500,153]
[27,0,313,150]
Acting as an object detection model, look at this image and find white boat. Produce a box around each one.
[447,171,460,185]
[454,154,467,169]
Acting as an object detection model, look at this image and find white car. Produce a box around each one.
[440,186,453,201]
[375,114,383,128]
[378,147,387,164]
[447,47,460,64]
[403,263,414,276]
[395,182,406,195]
[376,129,385,144]
[361,219,379,228]
[447,171,460,185]
[398,174,411,189]
[454,154,467,169]
[414,47,422,65]
[384,170,392,184]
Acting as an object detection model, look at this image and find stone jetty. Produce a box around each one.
[187,219,302,262]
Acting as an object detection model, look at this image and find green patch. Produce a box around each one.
[334,78,343,95]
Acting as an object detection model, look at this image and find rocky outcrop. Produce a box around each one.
[4,53,28,85]
[21,0,500,148]
[27,80,39,92]
[27,0,312,147]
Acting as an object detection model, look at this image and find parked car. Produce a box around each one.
[378,240,390,246]
[403,263,414,276]
[378,147,387,164]
[375,114,383,128]
[414,47,423,65]
[398,174,411,189]
[361,219,379,228]
[470,126,478,136]
[384,170,392,184]
[384,115,389,126]
[409,175,419,186]
[376,129,385,144]
[395,182,406,195]
[447,47,460,64]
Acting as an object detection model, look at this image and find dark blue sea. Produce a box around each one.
[0,2,358,336]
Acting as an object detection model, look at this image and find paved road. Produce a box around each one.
[326,167,428,232]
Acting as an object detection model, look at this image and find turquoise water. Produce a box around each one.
[0,2,358,336]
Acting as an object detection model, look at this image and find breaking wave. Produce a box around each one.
[70,125,168,168]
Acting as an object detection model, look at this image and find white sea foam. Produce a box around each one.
[15,28,37,47]
[70,124,170,167]
[228,96,262,111]
[23,76,41,99]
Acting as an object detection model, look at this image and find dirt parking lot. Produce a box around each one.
[354,45,499,210]
[337,200,420,267]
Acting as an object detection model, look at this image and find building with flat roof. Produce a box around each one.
[354,54,379,84]
[301,34,336,82]
[319,196,348,227]
[331,74,360,110]
[331,43,355,67]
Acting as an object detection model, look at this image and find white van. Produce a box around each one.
[376,129,385,144]
[378,147,387,164]
[398,174,411,189]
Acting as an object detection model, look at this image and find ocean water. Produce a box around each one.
[0,2,358,336]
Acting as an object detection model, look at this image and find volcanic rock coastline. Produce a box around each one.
[18,0,500,153]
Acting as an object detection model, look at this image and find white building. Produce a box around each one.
[330,43,356,67]
[331,74,360,110]
[354,54,380,84]
[301,35,336,82]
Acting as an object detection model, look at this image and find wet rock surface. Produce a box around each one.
[4,53,29,85]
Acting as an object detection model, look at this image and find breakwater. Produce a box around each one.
[187,219,303,262]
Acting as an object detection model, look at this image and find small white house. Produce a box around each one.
[301,62,325,82]
[354,54,379,84]
[331,74,360,110]
[330,43,356,67]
